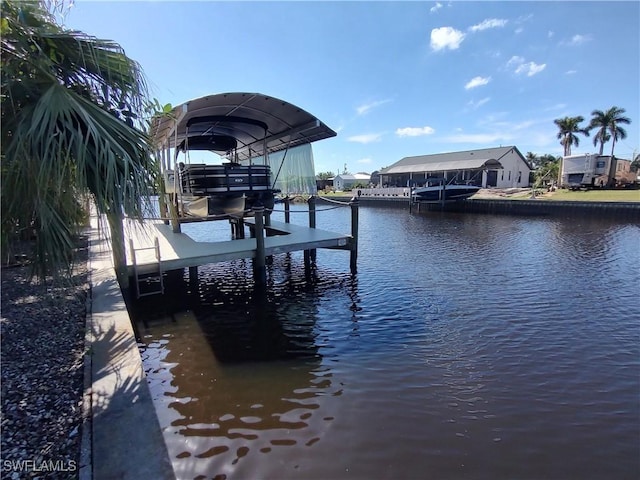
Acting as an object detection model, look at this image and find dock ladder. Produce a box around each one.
[129,237,165,299]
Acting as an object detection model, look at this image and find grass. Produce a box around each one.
[534,188,640,202]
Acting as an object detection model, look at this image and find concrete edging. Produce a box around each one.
[83,216,175,480]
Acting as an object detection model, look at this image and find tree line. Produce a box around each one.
[554,107,631,157]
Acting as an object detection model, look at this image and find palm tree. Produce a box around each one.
[1,1,157,280]
[588,106,631,156]
[554,116,590,156]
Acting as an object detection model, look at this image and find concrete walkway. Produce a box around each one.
[84,215,175,479]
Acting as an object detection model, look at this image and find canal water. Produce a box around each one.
[130,204,640,480]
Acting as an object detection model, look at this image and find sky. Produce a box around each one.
[63,1,640,175]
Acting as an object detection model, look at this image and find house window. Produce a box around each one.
[501,171,504,181]
[518,171,522,183]
[508,171,511,181]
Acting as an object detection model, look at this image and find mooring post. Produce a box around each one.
[189,266,198,293]
[253,206,267,285]
[284,196,290,224]
[106,207,129,289]
[308,195,317,263]
[350,197,359,274]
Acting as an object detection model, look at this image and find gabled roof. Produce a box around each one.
[149,92,336,162]
[380,146,528,174]
[335,173,371,180]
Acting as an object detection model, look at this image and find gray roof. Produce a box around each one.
[149,92,336,162]
[335,173,370,180]
[381,146,525,174]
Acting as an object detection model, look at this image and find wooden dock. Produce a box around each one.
[125,217,353,277]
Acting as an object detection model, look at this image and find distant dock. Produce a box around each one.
[319,193,640,221]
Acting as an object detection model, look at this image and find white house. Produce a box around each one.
[379,146,532,189]
[333,173,371,191]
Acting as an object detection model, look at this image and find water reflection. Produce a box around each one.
[133,258,349,479]
[131,208,639,480]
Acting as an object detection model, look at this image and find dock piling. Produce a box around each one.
[252,206,267,285]
[305,195,317,268]
[284,196,290,223]
[350,197,359,274]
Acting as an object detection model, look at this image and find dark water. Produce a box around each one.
[132,204,640,480]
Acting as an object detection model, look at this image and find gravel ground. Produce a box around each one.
[1,238,89,479]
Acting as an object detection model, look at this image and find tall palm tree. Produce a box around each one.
[588,106,631,156]
[1,1,157,280]
[554,116,590,156]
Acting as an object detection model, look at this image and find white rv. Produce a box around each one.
[561,154,636,189]
[561,154,613,189]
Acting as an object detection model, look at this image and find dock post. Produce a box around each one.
[168,195,181,233]
[253,206,267,285]
[350,197,359,274]
[107,210,129,289]
[189,266,198,293]
[306,195,317,264]
[284,196,290,223]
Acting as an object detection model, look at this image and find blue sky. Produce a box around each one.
[64,1,639,174]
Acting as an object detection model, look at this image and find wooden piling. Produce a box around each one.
[253,206,266,285]
[305,195,317,266]
[106,208,129,289]
[189,266,198,293]
[350,197,359,274]
[284,196,291,223]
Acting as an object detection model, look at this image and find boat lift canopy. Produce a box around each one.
[149,92,337,162]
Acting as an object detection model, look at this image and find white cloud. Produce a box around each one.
[507,55,524,67]
[564,34,591,46]
[347,133,383,144]
[430,2,442,13]
[467,97,491,109]
[396,126,435,137]
[430,26,465,51]
[515,27,523,34]
[356,99,392,116]
[516,62,546,77]
[465,76,491,90]
[565,70,577,75]
[469,18,508,32]
[357,158,373,164]
[507,56,546,77]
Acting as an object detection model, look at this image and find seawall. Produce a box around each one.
[318,195,640,221]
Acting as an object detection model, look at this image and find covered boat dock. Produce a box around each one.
[118,93,358,292]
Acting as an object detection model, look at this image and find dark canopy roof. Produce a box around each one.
[149,92,337,162]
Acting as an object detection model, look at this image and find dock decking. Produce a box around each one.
[125,218,353,276]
